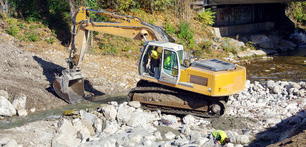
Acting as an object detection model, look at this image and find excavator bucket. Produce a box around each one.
[52,72,85,104]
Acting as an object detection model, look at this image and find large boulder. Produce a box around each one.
[0,96,16,116]
[99,104,117,121]
[117,104,136,124]
[52,119,81,147]
[0,90,9,98]
[127,110,156,127]
[250,34,274,49]
[12,93,27,116]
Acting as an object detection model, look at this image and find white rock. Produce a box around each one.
[143,139,152,146]
[0,96,16,116]
[236,135,250,144]
[235,144,244,147]
[94,118,103,133]
[154,131,163,140]
[52,119,81,147]
[117,105,135,124]
[183,114,196,125]
[80,110,96,125]
[12,94,27,116]
[224,143,234,147]
[109,101,118,106]
[144,135,156,141]
[100,104,117,121]
[0,90,9,99]
[0,138,20,147]
[128,101,141,108]
[267,80,275,89]
[129,134,142,144]
[173,138,189,146]
[273,86,281,94]
[127,111,156,127]
[103,121,119,134]
[165,131,176,140]
[298,89,305,97]
[30,108,36,113]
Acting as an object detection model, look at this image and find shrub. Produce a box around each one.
[177,21,195,45]
[6,25,19,37]
[45,37,56,44]
[164,21,176,34]
[195,8,216,26]
[290,2,306,23]
[27,32,39,42]
[18,22,25,29]
[246,41,256,50]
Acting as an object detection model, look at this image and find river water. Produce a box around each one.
[242,47,306,82]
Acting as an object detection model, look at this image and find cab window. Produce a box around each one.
[163,50,178,76]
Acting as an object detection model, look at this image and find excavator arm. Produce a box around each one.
[53,6,170,103]
[69,7,169,71]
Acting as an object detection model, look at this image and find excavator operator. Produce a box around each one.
[146,49,161,79]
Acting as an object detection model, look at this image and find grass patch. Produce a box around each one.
[27,32,39,42]
[45,37,56,44]
[6,25,19,37]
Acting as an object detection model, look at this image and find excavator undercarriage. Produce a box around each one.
[129,80,228,117]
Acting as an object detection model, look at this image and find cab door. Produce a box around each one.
[159,48,181,85]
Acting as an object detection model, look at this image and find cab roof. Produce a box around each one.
[146,41,183,51]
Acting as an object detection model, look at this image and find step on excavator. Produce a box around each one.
[53,7,246,117]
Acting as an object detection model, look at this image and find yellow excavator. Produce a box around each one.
[53,7,246,117]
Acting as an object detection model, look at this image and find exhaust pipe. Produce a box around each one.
[53,70,85,104]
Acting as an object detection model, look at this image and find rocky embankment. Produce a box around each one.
[0,80,305,147]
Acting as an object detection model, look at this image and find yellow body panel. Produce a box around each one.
[142,65,246,97]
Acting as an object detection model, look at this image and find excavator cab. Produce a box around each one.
[139,41,183,85]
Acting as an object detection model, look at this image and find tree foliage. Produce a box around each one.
[195,8,216,26]
[289,2,306,24]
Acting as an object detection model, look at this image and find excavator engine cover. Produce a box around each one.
[53,70,85,104]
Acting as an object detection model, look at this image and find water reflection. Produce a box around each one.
[242,47,306,82]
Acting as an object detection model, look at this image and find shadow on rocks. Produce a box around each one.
[33,56,105,99]
[248,109,306,147]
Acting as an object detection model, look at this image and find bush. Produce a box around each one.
[290,2,306,23]
[45,37,56,44]
[177,21,195,46]
[18,22,25,29]
[199,40,213,50]
[246,41,256,50]
[164,21,176,34]
[27,32,39,42]
[195,8,216,26]
[6,25,19,37]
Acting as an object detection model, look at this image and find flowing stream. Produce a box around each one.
[243,47,306,82]
[0,94,127,129]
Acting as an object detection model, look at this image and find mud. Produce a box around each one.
[209,116,258,131]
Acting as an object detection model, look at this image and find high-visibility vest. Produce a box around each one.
[164,56,171,68]
[213,130,227,144]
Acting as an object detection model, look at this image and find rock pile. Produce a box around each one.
[0,90,27,117]
[1,80,306,147]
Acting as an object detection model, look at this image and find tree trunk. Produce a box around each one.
[69,0,75,18]
[175,0,192,22]
[0,0,4,14]
[5,0,7,14]
[150,0,154,15]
